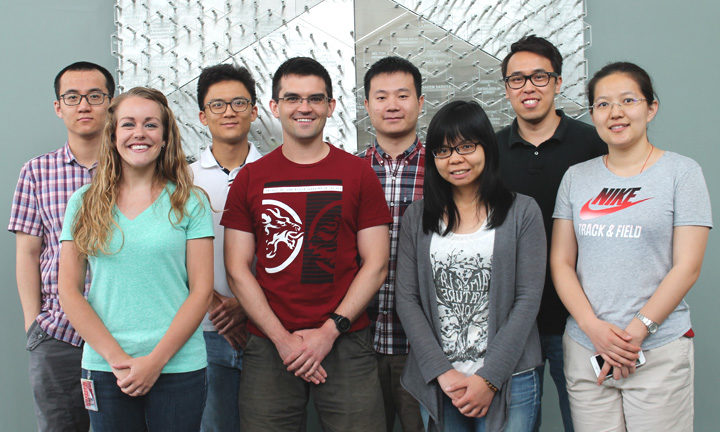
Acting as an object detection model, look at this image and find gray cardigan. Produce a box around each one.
[396,194,546,431]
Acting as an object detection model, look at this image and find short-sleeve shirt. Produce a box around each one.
[190,143,263,331]
[357,138,425,355]
[497,111,607,335]
[7,143,94,346]
[221,144,392,337]
[553,152,712,350]
[60,183,214,372]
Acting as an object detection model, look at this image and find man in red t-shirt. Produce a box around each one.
[221,57,391,431]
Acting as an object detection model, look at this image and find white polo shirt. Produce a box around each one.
[190,143,263,331]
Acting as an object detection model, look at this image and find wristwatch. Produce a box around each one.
[634,312,659,335]
[330,313,351,333]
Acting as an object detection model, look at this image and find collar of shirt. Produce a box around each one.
[370,136,422,165]
[199,142,263,175]
[508,109,570,149]
[62,141,98,170]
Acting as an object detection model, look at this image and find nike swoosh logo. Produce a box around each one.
[579,198,652,220]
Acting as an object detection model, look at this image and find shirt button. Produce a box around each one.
[382,311,388,315]
[389,202,395,207]
[534,151,539,156]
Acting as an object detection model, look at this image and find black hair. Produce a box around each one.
[196,63,257,110]
[587,61,657,109]
[501,35,563,78]
[271,57,332,100]
[54,61,116,100]
[363,56,422,99]
[423,100,514,235]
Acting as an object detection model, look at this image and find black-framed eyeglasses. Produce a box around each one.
[275,94,329,105]
[432,141,479,159]
[204,97,253,114]
[59,92,109,106]
[503,71,559,89]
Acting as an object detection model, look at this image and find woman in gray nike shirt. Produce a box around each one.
[551,62,712,431]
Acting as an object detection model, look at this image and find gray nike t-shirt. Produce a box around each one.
[553,151,712,350]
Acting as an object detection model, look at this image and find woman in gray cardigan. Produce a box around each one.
[396,101,546,431]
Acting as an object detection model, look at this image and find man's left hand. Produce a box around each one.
[286,320,339,380]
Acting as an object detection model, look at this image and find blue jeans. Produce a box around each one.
[200,331,243,432]
[83,368,206,432]
[422,369,540,431]
[534,333,574,432]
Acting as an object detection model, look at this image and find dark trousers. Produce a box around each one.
[239,328,386,431]
[26,321,89,432]
[376,353,423,432]
[534,333,574,432]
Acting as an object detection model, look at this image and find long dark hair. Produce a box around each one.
[423,100,514,235]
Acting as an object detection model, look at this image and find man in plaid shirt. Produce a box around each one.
[8,62,114,432]
[358,56,425,432]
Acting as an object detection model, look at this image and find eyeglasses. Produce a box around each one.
[432,141,479,159]
[590,98,647,112]
[59,92,109,106]
[204,97,253,114]
[275,94,329,105]
[503,72,559,89]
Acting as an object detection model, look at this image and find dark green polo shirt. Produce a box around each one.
[496,110,607,334]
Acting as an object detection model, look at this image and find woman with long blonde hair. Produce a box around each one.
[58,87,213,431]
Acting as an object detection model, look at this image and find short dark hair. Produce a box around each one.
[196,63,257,110]
[423,100,514,234]
[501,35,563,78]
[271,57,332,100]
[53,61,115,100]
[587,61,657,109]
[363,56,422,99]
[54,61,115,100]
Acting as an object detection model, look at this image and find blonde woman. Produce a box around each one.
[58,87,213,431]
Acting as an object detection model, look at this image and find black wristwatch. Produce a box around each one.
[330,313,351,333]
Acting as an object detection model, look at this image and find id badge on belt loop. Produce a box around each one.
[81,371,98,411]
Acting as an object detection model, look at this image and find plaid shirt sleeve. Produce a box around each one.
[8,162,43,236]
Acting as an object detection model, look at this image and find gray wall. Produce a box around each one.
[0,1,716,430]
[0,2,117,430]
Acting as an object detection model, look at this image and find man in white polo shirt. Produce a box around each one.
[190,63,263,432]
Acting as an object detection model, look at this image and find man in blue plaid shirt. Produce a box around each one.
[358,57,425,432]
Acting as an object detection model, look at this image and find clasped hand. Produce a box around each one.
[111,354,164,397]
[438,369,495,418]
[209,293,248,350]
[276,324,338,385]
[584,317,643,384]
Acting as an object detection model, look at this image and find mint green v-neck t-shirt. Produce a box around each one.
[61,183,213,373]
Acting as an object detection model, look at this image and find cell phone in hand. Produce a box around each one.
[590,350,646,378]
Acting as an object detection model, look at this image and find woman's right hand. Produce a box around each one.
[583,317,640,368]
[112,354,165,397]
[437,369,467,400]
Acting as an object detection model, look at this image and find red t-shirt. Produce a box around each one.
[221,144,392,337]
